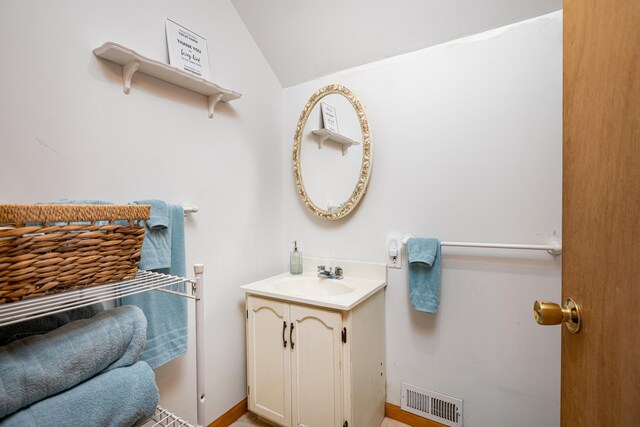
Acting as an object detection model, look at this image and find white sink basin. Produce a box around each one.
[240,257,387,310]
[273,276,355,296]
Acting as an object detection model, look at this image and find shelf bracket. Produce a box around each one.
[207,93,224,118]
[122,60,140,94]
[316,134,330,151]
[312,130,354,156]
[316,135,350,156]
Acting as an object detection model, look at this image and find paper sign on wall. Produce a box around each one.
[165,19,211,81]
[321,102,339,133]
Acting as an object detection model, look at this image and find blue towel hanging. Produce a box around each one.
[119,202,187,369]
[407,237,441,313]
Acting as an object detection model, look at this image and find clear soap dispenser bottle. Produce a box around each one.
[290,241,303,275]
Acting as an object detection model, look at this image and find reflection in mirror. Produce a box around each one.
[293,85,372,220]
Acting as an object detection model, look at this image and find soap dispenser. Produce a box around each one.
[290,241,303,275]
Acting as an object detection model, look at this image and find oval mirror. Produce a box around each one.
[293,85,372,220]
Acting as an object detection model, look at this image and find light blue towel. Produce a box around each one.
[407,238,441,313]
[0,305,147,418]
[133,200,171,271]
[120,203,187,368]
[46,199,113,205]
[0,361,158,427]
[0,303,104,346]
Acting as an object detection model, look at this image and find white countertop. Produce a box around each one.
[240,272,387,311]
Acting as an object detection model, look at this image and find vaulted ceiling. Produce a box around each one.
[231,0,562,87]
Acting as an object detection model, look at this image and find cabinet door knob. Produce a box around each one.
[282,321,288,348]
[290,322,295,349]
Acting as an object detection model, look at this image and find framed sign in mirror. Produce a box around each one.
[293,84,372,220]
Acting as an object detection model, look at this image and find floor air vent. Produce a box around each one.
[401,383,463,427]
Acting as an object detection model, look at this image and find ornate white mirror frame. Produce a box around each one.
[293,84,372,220]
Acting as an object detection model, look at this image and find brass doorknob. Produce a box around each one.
[533,298,582,333]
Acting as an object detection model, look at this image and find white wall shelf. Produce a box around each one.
[0,270,194,327]
[93,42,241,118]
[311,129,360,156]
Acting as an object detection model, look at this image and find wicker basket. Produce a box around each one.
[0,204,150,304]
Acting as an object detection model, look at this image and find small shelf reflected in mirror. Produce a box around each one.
[311,129,360,156]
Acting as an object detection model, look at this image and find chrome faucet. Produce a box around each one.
[317,265,343,279]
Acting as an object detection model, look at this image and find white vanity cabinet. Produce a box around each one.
[245,289,385,427]
[247,296,344,426]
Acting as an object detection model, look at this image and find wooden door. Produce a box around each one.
[563,0,640,425]
[247,296,291,426]
[290,304,343,427]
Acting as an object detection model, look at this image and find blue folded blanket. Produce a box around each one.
[0,305,147,418]
[0,303,104,346]
[407,238,442,313]
[0,361,158,427]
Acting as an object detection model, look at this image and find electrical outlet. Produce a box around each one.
[388,238,402,269]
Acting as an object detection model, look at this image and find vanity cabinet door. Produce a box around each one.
[247,296,291,426]
[290,304,343,427]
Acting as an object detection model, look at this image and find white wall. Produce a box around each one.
[283,12,562,427]
[0,0,283,424]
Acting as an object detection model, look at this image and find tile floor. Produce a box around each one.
[231,412,410,426]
